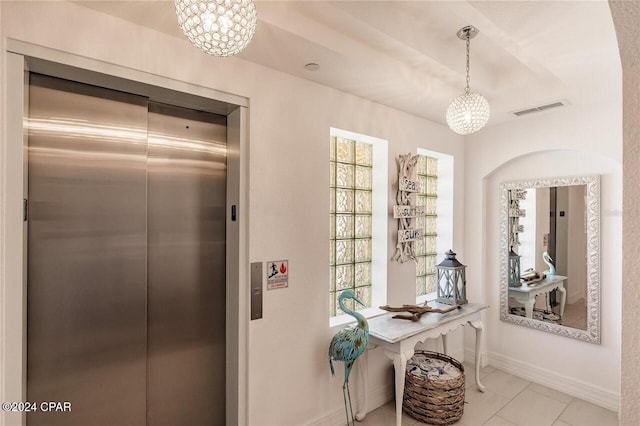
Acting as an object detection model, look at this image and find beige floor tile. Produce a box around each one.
[464,363,497,389]
[357,370,617,426]
[496,388,567,426]
[357,401,415,426]
[526,383,573,404]
[359,401,418,426]
[557,399,619,426]
[413,416,466,426]
[480,370,530,399]
[461,388,511,426]
[560,298,587,330]
[355,408,395,426]
[483,416,517,426]
[482,366,497,376]
[463,362,496,378]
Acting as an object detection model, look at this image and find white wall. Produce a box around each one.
[464,100,622,409]
[610,1,640,422]
[0,2,465,425]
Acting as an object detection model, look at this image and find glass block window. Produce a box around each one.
[416,155,438,297]
[330,136,373,316]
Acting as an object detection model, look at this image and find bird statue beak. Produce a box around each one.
[353,296,366,307]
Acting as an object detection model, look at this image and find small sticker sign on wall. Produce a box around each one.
[267,260,288,290]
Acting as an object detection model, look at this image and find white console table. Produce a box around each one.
[356,302,488,426]
[508,275,567,319]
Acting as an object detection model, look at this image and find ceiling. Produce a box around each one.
[76,1,621,128]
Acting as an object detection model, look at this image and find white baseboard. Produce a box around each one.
[448,348,465,364]
[464,347,488,367]
[306,383,393,426]
[487,351,619,412]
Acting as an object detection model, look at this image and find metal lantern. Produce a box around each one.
[436,250,467,305]
[508,246,522,288]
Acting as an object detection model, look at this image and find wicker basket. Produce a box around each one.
[403,350,465,425]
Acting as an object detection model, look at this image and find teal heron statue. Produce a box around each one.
[543,251,556,275]
[329,290,369,426]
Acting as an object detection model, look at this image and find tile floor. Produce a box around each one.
[560,299,587,330]
[358,364,618,426]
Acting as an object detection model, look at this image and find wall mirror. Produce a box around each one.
[499,175,600,343]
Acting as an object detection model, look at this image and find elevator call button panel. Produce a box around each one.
[250,262,263,320]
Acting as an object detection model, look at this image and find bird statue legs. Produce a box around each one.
[343,362,355,426]
[342,382,352,426]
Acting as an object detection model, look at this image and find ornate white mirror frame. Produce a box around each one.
[499,175,601,343]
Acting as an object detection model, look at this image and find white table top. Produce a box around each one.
[509,275,567,294]
[367,302,488,344]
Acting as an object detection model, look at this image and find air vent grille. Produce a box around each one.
[512,100,568,117]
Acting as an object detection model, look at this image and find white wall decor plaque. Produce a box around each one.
[392,153,423,263]
[393,205,425,219]
[398,229,422,242]
[399,178,418,193]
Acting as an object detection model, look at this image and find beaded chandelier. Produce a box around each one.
[174,0,257,57]
[446,26,490,135]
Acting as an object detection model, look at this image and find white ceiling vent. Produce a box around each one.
[511,100,569,117]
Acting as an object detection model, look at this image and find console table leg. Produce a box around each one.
[355,349,368,421]
[392,352,407,426]
[468,319,486,392]
[524,299,535,319]
[441,334,448,354]
[558,285,567,319]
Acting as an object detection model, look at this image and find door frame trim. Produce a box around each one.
[0,39,250,426]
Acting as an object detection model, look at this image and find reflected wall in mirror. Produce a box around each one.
[499,175,600,343]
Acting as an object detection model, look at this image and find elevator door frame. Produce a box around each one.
[0,40,250,426]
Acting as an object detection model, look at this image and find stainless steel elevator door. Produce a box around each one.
[27,76,227,426]
[27,74,149,426]
[146,103,227,425]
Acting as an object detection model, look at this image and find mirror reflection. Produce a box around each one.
[500,175,600,343]
[507,185,588,330]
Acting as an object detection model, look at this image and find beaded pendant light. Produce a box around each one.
[174,0,257,57]
[446,26,491,135]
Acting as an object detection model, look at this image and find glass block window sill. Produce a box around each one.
[417,291,437,306]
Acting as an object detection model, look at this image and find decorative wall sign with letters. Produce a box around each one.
[509,189,527,248]
[392,153,421,263]
[393,205,425,219]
